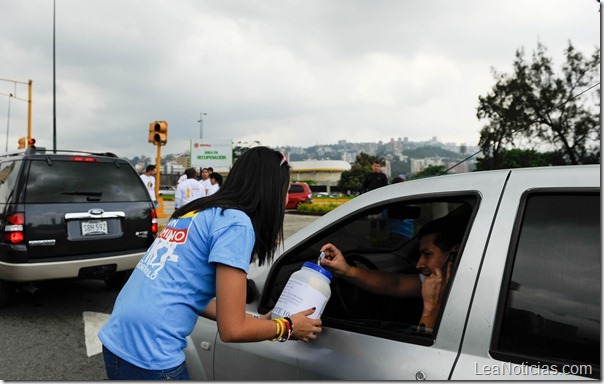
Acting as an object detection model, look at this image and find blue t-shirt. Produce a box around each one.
[98,207,255,370]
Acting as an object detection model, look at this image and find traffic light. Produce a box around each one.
[18,137,36,150]
[148,121,168,145]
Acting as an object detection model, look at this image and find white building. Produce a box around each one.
[410,157,443,173]
[289,160,351,190]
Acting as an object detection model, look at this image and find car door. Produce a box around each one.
[452,165,600,380]
[205,170,511,380]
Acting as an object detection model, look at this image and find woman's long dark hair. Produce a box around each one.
[171,147,290,266]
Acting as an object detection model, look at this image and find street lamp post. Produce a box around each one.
[5,93,12,152]
[198,112,207,139]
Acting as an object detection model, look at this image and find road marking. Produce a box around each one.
[83,311,110,357]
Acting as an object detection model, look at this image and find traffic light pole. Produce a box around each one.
[0,78,33,150]
[148,121,168,219]
[155,142,167,219]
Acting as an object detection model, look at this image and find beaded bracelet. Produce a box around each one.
[282,317,295,342]
[278,318,291,342]
[270,317,294,342]
[271,319,284,341]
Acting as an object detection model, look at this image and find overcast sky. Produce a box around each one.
[0,0,600,158]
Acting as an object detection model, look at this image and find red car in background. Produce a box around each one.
[286,182,313,209]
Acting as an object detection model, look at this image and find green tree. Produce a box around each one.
[476,148,547,170]
[337,152,382,192]
[409,165,445,180]
[232,141,261,163]
[355,152,382,168]
[477,41,600,169]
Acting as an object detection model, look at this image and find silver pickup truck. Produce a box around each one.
[185,165,600,380]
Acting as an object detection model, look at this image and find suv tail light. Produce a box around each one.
[151,209,158,234]
[4,213,25,243]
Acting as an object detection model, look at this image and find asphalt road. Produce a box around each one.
[157,199,320,239]
[0,203,319,381]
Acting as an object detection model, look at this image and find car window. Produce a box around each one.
[24,158,150,203]
[261,194,477,344]
[289,184,304,193]
[491,192,600,378]
[0,160,21,203]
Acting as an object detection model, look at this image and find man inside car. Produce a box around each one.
[319,215,465,334]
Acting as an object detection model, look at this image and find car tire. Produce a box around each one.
[105,270,133,291]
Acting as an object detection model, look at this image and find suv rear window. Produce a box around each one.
[289,184,305,193]
[25,159,150,203]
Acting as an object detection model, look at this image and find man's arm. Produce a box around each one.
[320,243,421,298]
[381,173,388,187]
[361,173,370,193]
[341,266,421,297]
[174,185,183,209]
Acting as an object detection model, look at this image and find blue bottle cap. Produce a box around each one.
[302,261,332,281]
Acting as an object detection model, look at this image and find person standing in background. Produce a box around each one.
[206,172,223,196]
[199,167,212,195]
[362,161,388,193]
[176,172,187,186]
[140,165,158,207]
[175,168,205,209]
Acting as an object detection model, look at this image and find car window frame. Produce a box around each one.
[490,187,601,379]
[260,191,480,346]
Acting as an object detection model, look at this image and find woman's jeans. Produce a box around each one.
[102,345,190,380]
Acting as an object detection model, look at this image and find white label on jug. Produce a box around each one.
[273,279,328,319]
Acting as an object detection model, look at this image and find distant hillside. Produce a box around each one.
[403,146,465,159]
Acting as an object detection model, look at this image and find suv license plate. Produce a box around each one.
[81,220,109,236]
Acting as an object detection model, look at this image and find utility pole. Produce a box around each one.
[52,0,57,152]
[198,112,207,139]
[27,80,32,146]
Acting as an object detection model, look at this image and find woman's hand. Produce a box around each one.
[289,308,323,342]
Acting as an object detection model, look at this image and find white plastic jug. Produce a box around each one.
[272,262,332,320]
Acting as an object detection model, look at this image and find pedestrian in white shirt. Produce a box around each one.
[206,172,223,196]
[175,168,205,209]
[140,165,158,207]
[199,167,212,195]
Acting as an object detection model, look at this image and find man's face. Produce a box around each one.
[201,169,209,179]
[372,163,381,173]
[150,168,156,176]
[416,233,448,276]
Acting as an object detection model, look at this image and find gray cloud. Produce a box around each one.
[0,0,599,158]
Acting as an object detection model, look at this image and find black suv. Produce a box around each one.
[0,148,158,306]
